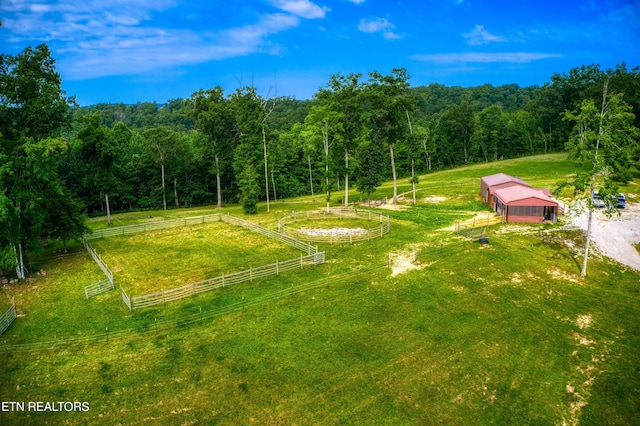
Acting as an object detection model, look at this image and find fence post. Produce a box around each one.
[250,266,253,282]
[276,260,279,276]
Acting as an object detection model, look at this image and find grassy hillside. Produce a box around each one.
[1,153,638,425]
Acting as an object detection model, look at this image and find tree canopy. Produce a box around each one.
[3,43,640,279]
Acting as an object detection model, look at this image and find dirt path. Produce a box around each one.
[568,202,640,271]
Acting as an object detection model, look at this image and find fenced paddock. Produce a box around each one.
[84,214,324,310]
[0,302,17,336]
[277,209,390,244]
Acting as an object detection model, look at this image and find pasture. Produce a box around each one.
[0,153,639,425]
[89,221,304,296]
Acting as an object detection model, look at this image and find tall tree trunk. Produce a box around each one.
[582,178,595,277]
[174,177,179,207]
[344,148,349,208]
[411,158,416,206]
[161,163,167,210]
[308,154,315,202]
[14,244,26,280]
[214,154,222,208]
[389,142,398,204]
[262,124,270,213]
[325,160,330,209]
[581,80,608,277]
[105,192,112,226]
[271,169,277,202]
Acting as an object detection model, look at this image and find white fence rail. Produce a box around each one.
[85,215,222,240]
[130,252,325,310]
[121,287,132,311]
[84,279,115,299]
[0,302,17,336]
[83,240,114,284]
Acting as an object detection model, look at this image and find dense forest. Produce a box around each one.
[1,43,639,277]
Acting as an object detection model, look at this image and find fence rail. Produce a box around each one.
[84,279,115,299]
[129,252,325,310]
[83,240,114,284]
[0,302,17,336]
[278,209,390,244]
[86,214,222,240]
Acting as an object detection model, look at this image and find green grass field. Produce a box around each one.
[90,221,303,295]
[1,153,639,425]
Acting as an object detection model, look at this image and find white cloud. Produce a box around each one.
[463,25,505,45]
[346,0,366,4]
[411,52,562,64]
[1,0,310,80]
[270,0,330,19]
[358,16,402,39]
[358,16,392,33]
[61,13,301,79]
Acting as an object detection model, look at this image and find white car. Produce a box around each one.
[592,192,605,208]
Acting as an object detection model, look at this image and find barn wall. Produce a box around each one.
[506,215,544,224]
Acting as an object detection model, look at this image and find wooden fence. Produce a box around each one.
[0,302,17,336]
[128,252,325,310]
[277,209,390,244]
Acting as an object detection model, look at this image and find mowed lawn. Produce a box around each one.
[90,221,304,295]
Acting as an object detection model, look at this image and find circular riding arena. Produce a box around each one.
[278,209,390,244]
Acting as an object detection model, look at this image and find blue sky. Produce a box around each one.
[2,0,639,105]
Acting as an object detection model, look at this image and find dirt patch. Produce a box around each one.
[547,267,581,283]
[376,203,409,211]
[298,227,368,237]
[576,314,592,330]
[424,196,447,203]
[389,249,422,277]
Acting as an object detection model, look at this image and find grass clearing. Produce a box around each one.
[90,221,303,296]
[1,153,639,425]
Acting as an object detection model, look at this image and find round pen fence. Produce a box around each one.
[277,209,390,244]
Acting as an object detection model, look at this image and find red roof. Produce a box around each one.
[481,173,531,188]
[494,185,558,205]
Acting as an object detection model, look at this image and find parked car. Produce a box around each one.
[592,192,605,208]
[617,193,626,209]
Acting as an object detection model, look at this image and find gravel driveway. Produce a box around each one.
[568,201,640,271]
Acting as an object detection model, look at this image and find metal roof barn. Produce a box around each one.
[480,173,531,208]
[494,185,559,223]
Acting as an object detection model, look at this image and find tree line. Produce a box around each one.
[1,43,639,278]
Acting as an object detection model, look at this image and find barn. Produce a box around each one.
[493,185,559,223]
[479,173,531,208]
